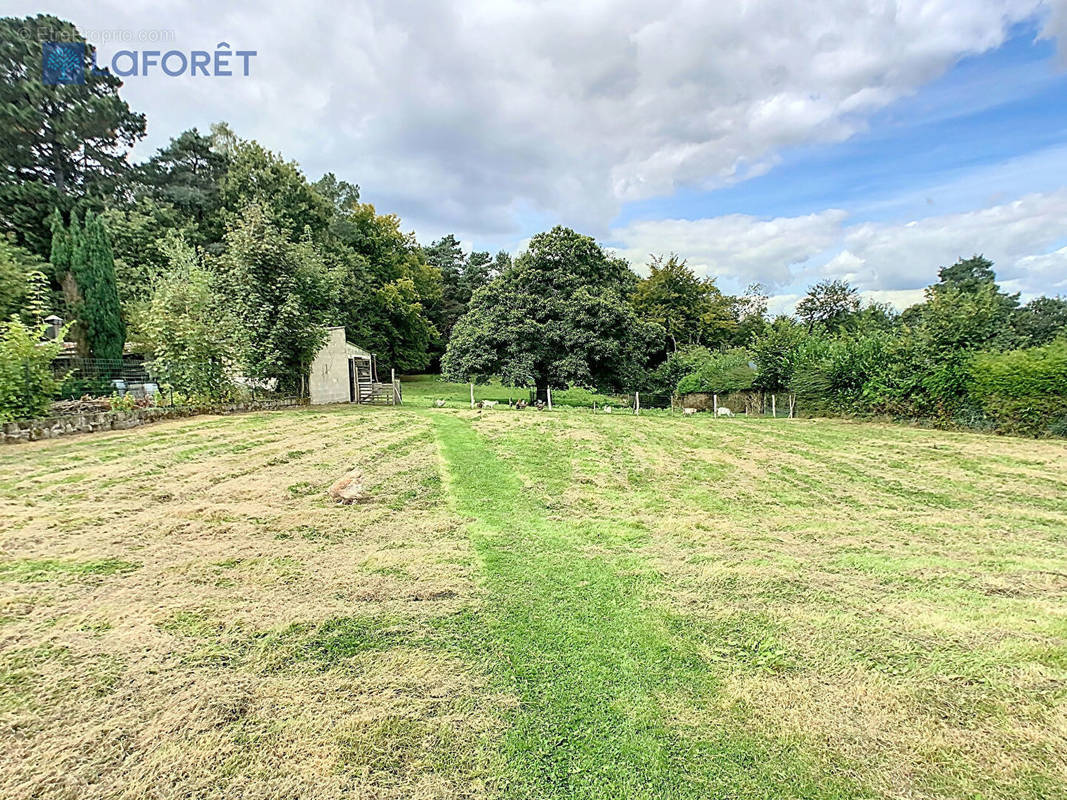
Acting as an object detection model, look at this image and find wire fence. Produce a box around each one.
[52,356,155,399]
[437,383,798,417]
[49,356,290,407]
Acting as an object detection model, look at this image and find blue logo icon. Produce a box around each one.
[42,42,85,85]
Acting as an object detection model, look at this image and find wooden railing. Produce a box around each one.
[365,382,402,405]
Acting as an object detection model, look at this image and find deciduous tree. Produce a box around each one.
[442,226,662,394]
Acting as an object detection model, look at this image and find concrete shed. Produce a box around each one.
[309,327,396,405]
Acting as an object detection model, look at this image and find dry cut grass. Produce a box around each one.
[2,396,1066,799]
[0,406,505,799]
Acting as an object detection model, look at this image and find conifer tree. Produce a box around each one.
[47,209,71,277]
[67,211,125,360]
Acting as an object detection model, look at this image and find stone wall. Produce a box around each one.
[1,398,302,444]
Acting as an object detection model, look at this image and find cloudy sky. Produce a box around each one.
[15,1,1067,311]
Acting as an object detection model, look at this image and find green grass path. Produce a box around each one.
[430,412,862,799]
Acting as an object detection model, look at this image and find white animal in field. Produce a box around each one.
[433,399,446,408]
[603,406,612,413]
[716,406,734,417]
[482,400,498,409]
[682,407,697,415]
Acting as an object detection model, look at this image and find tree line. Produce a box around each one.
[439,225,1067,435]
[1,14,1065,435]
[0,15,507,405]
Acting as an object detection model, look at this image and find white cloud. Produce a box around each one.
[5,0,1052,242]
[611,189,1067,303]
[610,210,848,286]
[1009,246,1067,293]
[1042,0,1067,64]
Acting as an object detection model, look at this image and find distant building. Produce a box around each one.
[309,326,399,405]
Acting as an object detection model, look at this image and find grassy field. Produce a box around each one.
[1,376,1065,798]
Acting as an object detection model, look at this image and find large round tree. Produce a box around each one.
[442,226,662,395]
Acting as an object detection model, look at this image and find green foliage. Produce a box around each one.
[442,226,662,392]
[326,202,442,373]
[101,198,197,304]
[67,212,125,359]
[934,254,1003,296]
[731,282,770,345]
[0,236,49,321]
[313,172,360,213]
[217,204,331,393]
[423,234,503,349]
[1013,296,1067,347]
[795,279,860,332]
[219,140,331,237]
[0,15,145,257]
[647,346,713,395]
[134,128,229,240]
[676,348,756,395]
[905,281,1014,415]
[969,338,1067,436]
[107,392,138,413]
[750,316,806,392]
[22,270,50,325]
[633,254,735,351]
[128,234,244,398]
[0,318,68,421]
[787,332,895,414]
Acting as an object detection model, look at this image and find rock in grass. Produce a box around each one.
[327,472,368,504]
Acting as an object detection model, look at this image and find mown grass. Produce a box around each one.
[0,380,1064,799]
[401,374,639,409]
[431,412,862,799]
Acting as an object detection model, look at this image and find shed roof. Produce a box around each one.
[345,342,372,359]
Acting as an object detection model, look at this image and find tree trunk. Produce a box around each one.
[51,133,66,194]
[534,378,548,404]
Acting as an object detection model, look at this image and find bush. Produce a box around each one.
[128,234,244,399]
[0,318,68,422]
[647,346,712,395]
[677,348,756,395]
[968,338,1067,436]
[788,332,898,415]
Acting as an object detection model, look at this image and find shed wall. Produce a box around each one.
[309,327,350,405]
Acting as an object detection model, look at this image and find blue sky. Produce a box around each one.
[604,20,1067,309]
[613,26,1067,227]
[13,2,1067,309]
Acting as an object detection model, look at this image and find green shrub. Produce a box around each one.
[647,346,712,395]
[968,338,1067,436]
[788,332,899,414]
[128,234,244,399]
[0,318,68,422]
[677,348,757,395]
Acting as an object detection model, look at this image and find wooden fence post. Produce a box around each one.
[547,386,553,410]
[713,393,718,415]
[470,382,474,409]
[635,391,640,415]
[772,394,776,418]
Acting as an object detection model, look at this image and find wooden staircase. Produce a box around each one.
[355,361,374,403]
